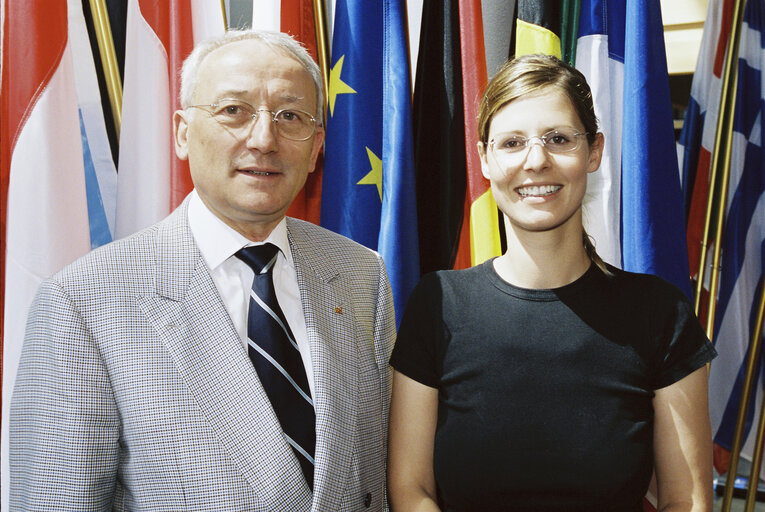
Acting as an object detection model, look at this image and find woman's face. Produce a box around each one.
[479,86,603,237]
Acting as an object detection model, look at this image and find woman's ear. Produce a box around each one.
[477,141,490,179]
[586,132,605,174]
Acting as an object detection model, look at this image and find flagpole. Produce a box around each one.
[87,0,122,137]
[717,1,750,507]
[695,0,748,330]
[220,0,228,31]
[312,0,330,118]
[743,286,765,510]
[693,0,744,320]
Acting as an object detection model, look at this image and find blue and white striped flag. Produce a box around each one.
[684,0,765,475]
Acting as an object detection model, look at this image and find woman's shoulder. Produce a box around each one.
[601,264,691,302]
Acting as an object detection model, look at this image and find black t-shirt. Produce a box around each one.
[390,260,716,512]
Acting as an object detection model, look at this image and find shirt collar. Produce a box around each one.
[187,189,293,271]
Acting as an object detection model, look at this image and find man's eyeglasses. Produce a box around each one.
[187,98,320,141]
[488,128,589,164]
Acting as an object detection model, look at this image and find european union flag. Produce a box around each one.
[321,0,419,325]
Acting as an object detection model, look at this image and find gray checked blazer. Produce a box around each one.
[9,199,396,511]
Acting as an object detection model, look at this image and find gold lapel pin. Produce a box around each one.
[334,306,343,314]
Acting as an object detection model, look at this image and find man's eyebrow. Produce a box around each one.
[280,94,307,104]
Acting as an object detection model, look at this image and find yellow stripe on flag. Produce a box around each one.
[515,19,562,58]
[470,189,502,266]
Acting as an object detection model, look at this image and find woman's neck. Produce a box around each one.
[493,220,592,290]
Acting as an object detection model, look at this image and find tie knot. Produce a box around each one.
[236,243,280,274]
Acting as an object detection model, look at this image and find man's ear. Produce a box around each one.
[307,127,325,174]
[173,110,190,161]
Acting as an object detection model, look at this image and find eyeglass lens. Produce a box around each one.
[205,99,316,141]
[491,128,585,155]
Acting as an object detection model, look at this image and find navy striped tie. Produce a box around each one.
[236,244,315,489]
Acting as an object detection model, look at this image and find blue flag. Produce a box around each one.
[577,0,692,298]
[321,0,419,325]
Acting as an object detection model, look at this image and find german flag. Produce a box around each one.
[413,0,501,273]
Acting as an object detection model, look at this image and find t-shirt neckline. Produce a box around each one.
[481,257,599,301]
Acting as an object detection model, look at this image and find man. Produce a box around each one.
[10,30,395,511]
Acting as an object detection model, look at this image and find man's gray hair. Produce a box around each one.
[180,29,325,124]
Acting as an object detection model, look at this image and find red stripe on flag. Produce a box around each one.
[137,0,194,210]
[281,0,324,225]
[1,0,68,402]
[453,0,489,269]
[686,146,712,277]
[713,0,735,78]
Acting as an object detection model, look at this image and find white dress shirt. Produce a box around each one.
[187,190,314,397]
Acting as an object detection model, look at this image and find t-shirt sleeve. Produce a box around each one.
[389,272,444,388]
[654,283,717,389]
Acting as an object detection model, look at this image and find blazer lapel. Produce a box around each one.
[136,204,313,512]
[288,219,359,512]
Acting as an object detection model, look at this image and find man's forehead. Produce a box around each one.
[194,40,314,102]
[202,38,300,71]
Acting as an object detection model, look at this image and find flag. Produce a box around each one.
[676,0,730,473]
[455,0,501,269]
[513,0,563,58]
[682,0,765,477]
[512,0,580,64]
[320,0,420,324]
[0,1,118,509]
[576,0,692,298]
[115,0,223,238]
[412,0,467,273]
[678,0,728,283]
[251,0,324,225]
[413,0,501,274]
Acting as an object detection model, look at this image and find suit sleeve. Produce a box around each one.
[372,252,396,409]
[9,279,120,511]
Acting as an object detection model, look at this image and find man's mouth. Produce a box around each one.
[516,185,561,198]
[240,168,276,176]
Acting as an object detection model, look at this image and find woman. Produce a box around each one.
[388,54,716,511]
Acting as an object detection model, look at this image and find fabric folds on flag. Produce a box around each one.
[512,0,580,64]
[413,0,500,273]
[412,0,467,273]
[683,0,765,477]
[1,1,118,509]
[678,0,728,280]
[455,0,500,269]
[576,0,692,298]
[320,0,419,324]
[513,0,563,58]
[116,0,224,238]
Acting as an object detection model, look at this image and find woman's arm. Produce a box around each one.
[388,370,441,511]
[653,366,714,511]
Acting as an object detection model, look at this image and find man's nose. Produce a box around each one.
[244,112,279,151]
